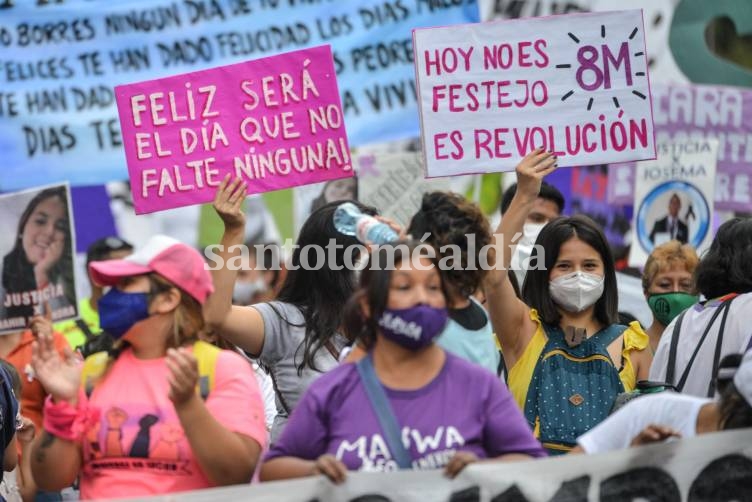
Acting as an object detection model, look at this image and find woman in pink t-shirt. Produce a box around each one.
[29,234,267,499]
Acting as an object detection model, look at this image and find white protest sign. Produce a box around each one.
[629,139,718,268]
[293,152,452,233]
[413,9,657,178]
[141,428,752,501]
[357,152,452,226]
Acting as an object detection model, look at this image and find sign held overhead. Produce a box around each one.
[413,9,657,178]
[115,45,353,215]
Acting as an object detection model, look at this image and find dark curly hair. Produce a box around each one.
[694,217,752,299]
[407,192,491,302]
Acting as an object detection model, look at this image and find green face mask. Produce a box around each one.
[648,292,698,326]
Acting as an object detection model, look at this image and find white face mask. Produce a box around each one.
[233,278,267,306]
[511,222,547,286]
[549,271,605,313]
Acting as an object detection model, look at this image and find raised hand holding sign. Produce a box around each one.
[413,9,656,178]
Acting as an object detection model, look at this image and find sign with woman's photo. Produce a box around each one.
[629,139,718,267]
[0,184,79,334]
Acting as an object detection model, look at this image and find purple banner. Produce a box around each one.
[547,165,633,267]
[607,83,752,212]
[70,185,117,254]
[606,161,637,206]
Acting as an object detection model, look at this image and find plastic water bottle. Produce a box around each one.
[333,202,399,245]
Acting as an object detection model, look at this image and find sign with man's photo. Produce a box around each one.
[629,139,718,267]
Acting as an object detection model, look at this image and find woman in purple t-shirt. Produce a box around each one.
[261,242,546,484]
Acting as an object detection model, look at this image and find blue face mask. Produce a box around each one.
[98,289,151,339]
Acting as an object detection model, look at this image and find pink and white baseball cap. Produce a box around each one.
[89,235,214,304]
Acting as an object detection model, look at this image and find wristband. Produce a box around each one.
[43,390,99,442]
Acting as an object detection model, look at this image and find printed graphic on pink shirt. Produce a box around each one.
[84,404,194,477]
[78,348,266,499]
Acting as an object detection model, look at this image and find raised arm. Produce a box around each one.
[484,149,557,366]
[202,176,267,356]
[29,334,83,491]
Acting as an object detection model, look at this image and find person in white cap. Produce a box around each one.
[28,235,267,499]
[573,350,752,454]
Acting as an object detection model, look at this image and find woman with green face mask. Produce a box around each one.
[641,241,699,354]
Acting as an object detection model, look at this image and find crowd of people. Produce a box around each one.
[0,151,750,499]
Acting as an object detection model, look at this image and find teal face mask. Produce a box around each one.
[647,292,698,326]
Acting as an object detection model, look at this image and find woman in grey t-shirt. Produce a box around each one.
[205,177,376,442]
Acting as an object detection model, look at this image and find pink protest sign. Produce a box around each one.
[115,45,352,215]
[413,10,657,178]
